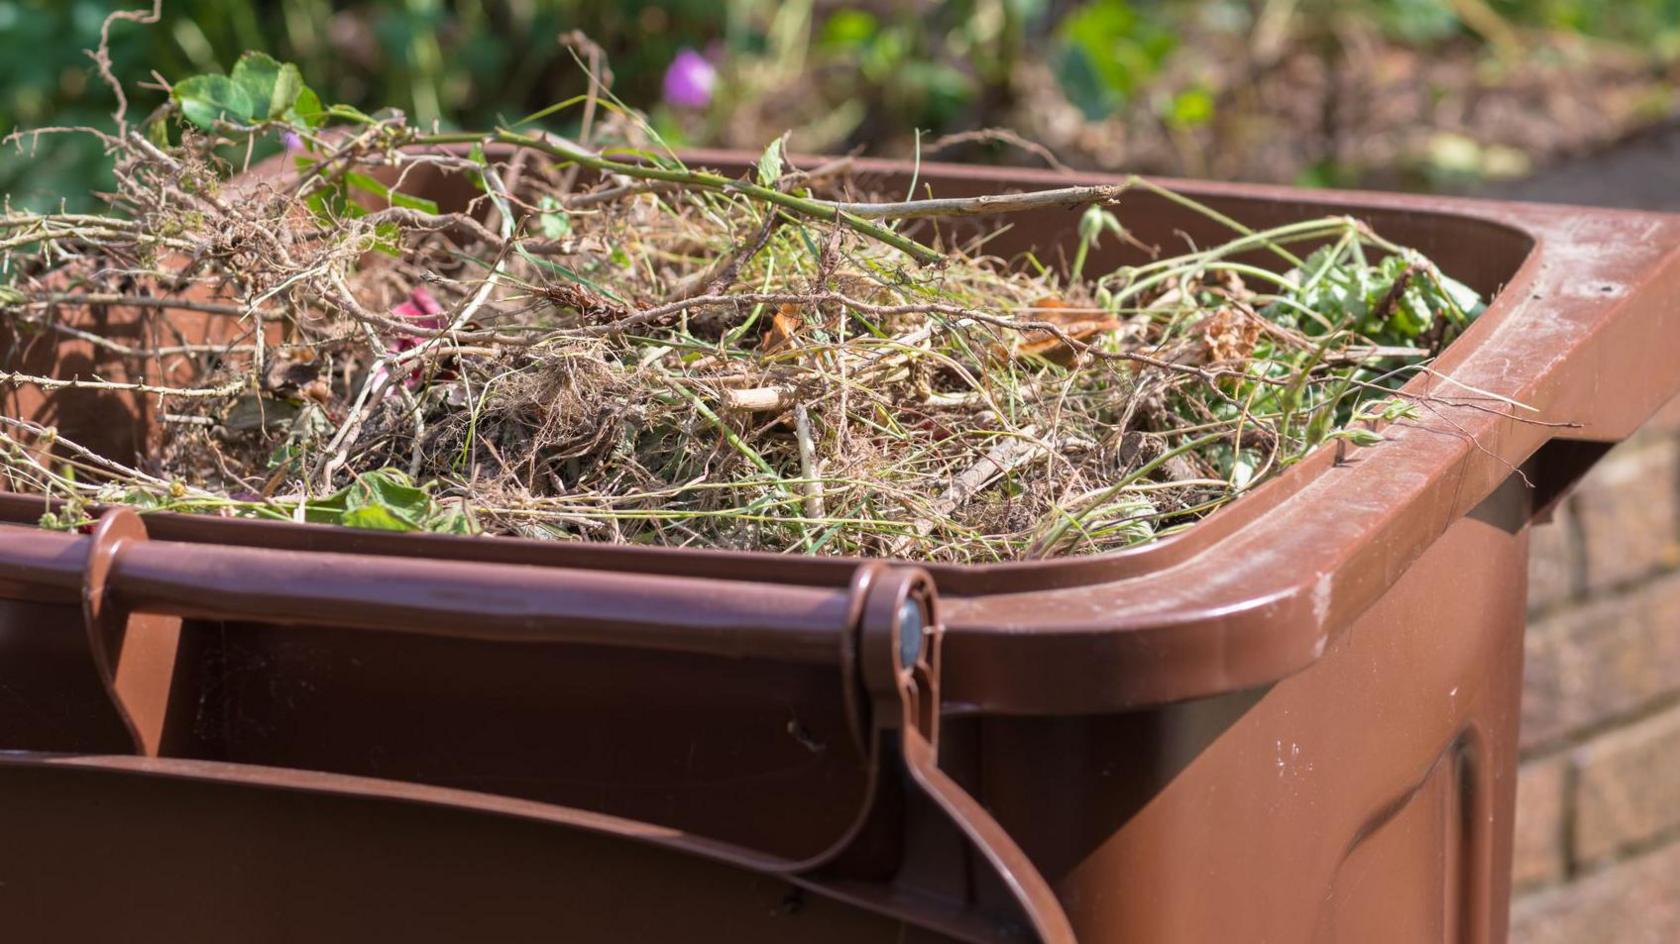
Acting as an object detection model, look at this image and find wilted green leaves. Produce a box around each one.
[1279,245,1485,345]
[303,469,478,534]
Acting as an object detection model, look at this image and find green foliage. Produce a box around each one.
[1364,0,1464,43]
[792,0,1014,137]
[302,468,477,534]
[536,196,571,239]
[1279,245,1483,344]
[1163,86,1215,129]
[33,467,478,536]
[343,170,439,215]
[1494,0,1680,38]
[230,51,304,121]
[172,51,316,131]
[6,0,1680,215]
[0,1,732,211]
[1132,221,1488,491]
[172,74,255,130]
[1054,0,1178,118]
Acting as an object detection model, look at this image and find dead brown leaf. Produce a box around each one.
[1200,306,1262,364]
[761,303,804,355]
[1012,296,1122,365]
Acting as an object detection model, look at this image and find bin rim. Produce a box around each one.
[5,154,1678,713]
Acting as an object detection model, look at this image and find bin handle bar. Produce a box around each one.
[66,507,1076,942]
[66,509,855,664]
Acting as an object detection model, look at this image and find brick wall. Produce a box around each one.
[1509,395,1680,942]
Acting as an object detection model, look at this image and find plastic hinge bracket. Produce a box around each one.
[840,562,1076,943]
[82,507,182,758]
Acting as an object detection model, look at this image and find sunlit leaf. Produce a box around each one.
[230,51,304,119]
[756,135,785,187]
[341,503,418,531]
[287,85,326,130]
[172,74,256,130]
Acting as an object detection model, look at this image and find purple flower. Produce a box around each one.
[662,48,716,110]
[280,129,306,154]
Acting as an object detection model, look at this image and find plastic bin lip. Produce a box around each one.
[5,154,1679,713]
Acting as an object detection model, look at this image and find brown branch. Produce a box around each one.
[816,182,1131,220]
[88,1,163,132]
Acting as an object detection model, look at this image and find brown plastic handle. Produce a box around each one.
[53,509,1077,940]
[2,511,857,665]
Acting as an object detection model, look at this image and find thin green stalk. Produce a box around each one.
[1127,177,1310,268]
[417,130,944,266]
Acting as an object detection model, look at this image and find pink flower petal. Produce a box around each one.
[663,49,716,110]
[392,286,444,328]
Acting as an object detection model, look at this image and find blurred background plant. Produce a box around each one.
[5,0,1680,211]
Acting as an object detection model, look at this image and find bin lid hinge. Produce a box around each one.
[838,562,1076,944]
[81,507,182,759]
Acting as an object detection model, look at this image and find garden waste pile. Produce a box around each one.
[0,51,1485,562]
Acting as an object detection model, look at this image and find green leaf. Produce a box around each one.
[425,500,480,535]
[172,74,257,130]
[389,191,437,214]
[344,170,440,215]
[756,136,785,187]
[1394,289,1433,336]
[304,187,336,222]
[820,9,879,47]
[1435,273,1485,320]
[287,85,326,130]
[1329,427,1386,447]
[1165,87,1214,129]
[341,504,419,531]
[537,195,571,239]
[301,492,348,523]
[357,469,431,516]
[231,52,304,119]
[325,103,377,125]
[1358,398,1420,423]
[145,117,171,149]
[343,170,388,199]
[515,246,626,304]
[369,221,402,256]
[464,142,489,193]
[305,181,364,223]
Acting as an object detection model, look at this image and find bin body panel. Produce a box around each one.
[975,476,1528,942]
[0,597,134,753]
[168,622,871,862]
[0,760,963,944]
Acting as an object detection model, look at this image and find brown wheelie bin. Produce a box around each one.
[1,154,1677,942]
